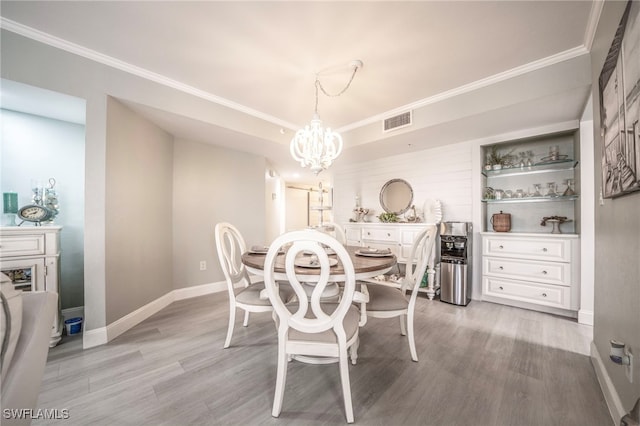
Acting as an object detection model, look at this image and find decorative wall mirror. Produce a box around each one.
[379,179,413,215]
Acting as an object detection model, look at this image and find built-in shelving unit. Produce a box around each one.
[479,130,580,318]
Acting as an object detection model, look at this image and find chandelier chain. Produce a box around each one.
[314,65,360,113]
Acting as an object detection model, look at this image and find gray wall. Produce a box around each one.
[0,109,85,309]
[591,1,640,413]
[0,29,276,333]
[104,98,174,323]
[172,138,266,287]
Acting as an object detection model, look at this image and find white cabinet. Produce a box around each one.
[344,222,438,299]
[481,232,579,316]
[0,226,62,346]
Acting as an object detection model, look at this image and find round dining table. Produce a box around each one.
[242,246,398,332]
[241,245,397,283]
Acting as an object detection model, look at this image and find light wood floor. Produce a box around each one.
[34,292,612,426]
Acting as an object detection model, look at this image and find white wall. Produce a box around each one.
[0,109,85,309]
[332,141,473,224]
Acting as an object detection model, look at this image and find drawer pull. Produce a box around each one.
[498,266,504,270]
[542,270,548,275]
[499,286,504,290]
[542,293,547,298]
[499,245,504,249]
[387,233,391,237]
[542,248,548,252]
[367,232,371,236]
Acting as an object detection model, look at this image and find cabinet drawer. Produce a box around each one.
[483,256,571,286]
[483,276,570,309]
[0,235,46,257]
[483,236,571,262]
[362,227,398,242]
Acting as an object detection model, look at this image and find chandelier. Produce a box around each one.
[290,60,362,175]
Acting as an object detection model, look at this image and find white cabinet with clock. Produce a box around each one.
[0,225,62,346]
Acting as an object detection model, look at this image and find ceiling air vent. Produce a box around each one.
[383,111,412,132]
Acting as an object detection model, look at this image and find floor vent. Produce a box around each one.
[383,111,412,132]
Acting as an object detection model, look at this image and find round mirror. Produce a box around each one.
[379,179,413,214]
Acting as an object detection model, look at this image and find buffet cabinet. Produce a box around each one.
[481,232,579,316]
[343,222,439,299]
[0,226,62,346]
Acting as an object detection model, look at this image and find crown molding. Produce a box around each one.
[1,17,590,136]
[337,45,590,133]
[0,17,299,131]
[584,1,605,51]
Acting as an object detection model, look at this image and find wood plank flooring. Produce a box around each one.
[33,292,612,425]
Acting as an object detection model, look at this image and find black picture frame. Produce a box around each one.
[599,0,640,198]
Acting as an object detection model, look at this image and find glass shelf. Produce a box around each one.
[310,206,332,211]
[482,195,579,203]
[482,159,577,178]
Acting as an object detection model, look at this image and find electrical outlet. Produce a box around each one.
[199,261,206,271]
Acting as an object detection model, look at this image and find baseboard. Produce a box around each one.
[106,291,175,342]
[591,341,625,425]
[173,281,227,300]
[82,281,226,349]
[83,326,108,349]
[578,309,594,326]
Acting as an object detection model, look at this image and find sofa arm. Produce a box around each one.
[1,291,57,426]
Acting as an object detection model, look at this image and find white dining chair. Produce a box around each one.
[214,222,292,349]
[361,225,437,362]
[263,230,360,423]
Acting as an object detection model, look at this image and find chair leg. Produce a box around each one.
[224,307,236,349]
[350,337,359,365]
[407,310,418,362]
[399,314,407,336]
[272,340,288,418]
[243,310,250,327]
[339,346,355,423]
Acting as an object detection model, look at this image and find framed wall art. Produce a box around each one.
[599,0,640,198]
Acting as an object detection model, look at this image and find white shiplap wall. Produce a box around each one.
[332,141,473,224]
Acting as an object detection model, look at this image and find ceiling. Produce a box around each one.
[0,1,598,183]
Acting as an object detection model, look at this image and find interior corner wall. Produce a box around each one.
[105,97,174,323]
[590,0,640,415]
[172,138,266,289]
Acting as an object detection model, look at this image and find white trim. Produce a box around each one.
[106,291,174,342]
[1,17,589,136]
[0,17,298,131]
[578,309,594,326]
[82,327,108,349]
[81,281,226,349]
[584,1,605,51]
[591,341,625,425]
[338,47,589,133]
[173,281,228,300]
